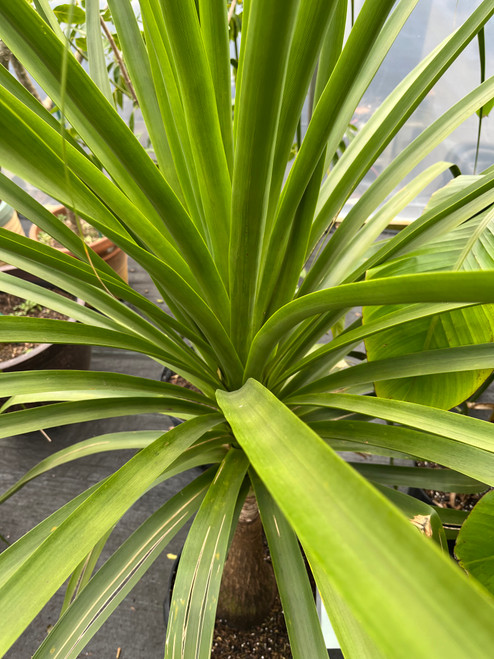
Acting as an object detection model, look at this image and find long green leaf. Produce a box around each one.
[33,471,215,659]
[246,271,494,380]
[0,397,211,441]
[0,1,232,323]
[309,0,494,254]
[0,414,222,655]
[350,462,487,493]
[0,432,163,506]
[310,419,494,487]
[295,344,494,397]
[0,268,213,380]
[32,0,65,38]
[0,229,243,387]
[313,161,452,290]
[264,0,340,231]
[217,379,494,657]
[60,526,114,617]
[253,475,328,659]
[261,0,413,315]
[162,0,231,284]
[0,269,125,332]
[273,302,472,395]
[303,75,494,294]
[106,0,182,195]
[0,174,115,277]
[0,370,213,405]
[0,224,214,362]
[140,0,206,230]
[0,316,187,366]
[229,0,300,357]
[198,0,234,173]
[0,483,102,591]
[313,0,347,105]
[0,431,227,505]
[0,0,170,225]
[0,86,234,321]
[362,204,494,408]
[86,0,113,104]
[351,172,494,287]
[165,449,249,658]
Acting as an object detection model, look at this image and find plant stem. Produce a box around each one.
[100,16,138,105]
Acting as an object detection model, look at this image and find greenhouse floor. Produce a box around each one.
[1,255,196,658]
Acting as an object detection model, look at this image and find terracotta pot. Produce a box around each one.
[0,266,91,373]
[0,201,25,267]
[29,205,128,282]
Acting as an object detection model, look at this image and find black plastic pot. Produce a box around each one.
[163,550,180,627]
[0,266,91,373]
[160,367,183,427]
[163,551,343,657]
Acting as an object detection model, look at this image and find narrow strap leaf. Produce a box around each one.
[253,475,328,659]
[86,0,113,104]
[0,414,223,655]
[229,0,300,357]
[245,271,494,380]
[310,419,494,487]
[165,449,249,658]
[33,471,215,659]
[217,379,494,658]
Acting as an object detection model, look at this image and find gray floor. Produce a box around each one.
[1,257,198,659]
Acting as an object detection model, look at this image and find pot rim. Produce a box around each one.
[0,265,85,370]
[29,205,118,254]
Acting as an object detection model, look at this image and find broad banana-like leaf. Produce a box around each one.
[364,190,494,409]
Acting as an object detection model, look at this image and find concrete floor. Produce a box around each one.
[1,255,199,659]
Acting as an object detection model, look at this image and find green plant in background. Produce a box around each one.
[1,0,494,657]
[49,1,142,144]
[11,299,42,316]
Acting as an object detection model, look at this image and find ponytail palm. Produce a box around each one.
[1,1,494,656]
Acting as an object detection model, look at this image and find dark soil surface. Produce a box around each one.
[212,595,291,658]
[0,292,71,362]
[38,210,100,248]
[417,461,492,511]
[167,373,201,394]
[211,538,293,658]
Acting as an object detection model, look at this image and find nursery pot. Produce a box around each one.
[29,205,128,282]
[0,266,91,373]
[0,201,25,267]
[163,551,343,657]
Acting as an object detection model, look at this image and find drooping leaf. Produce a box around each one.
[217,379,494,658]
[0,414,222,655]
[165,450,249,658]
[33,471,215,659]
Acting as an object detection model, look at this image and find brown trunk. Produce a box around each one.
[216,495,277,629]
